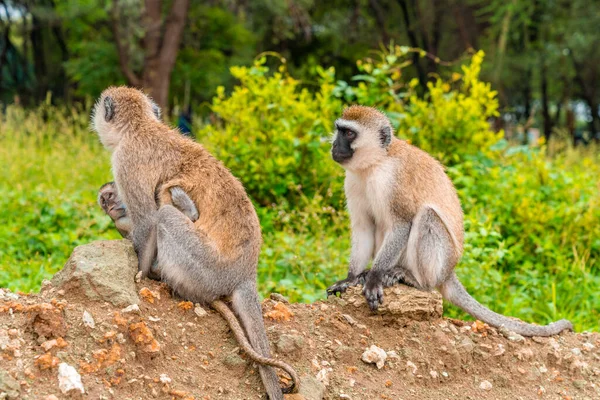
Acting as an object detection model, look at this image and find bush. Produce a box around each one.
[1,49,598,331]
[199,57,343,208]
[334,48,502,165]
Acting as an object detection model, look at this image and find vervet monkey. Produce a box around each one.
[98,182,198,239]
[91,87,298,398]
[327,105,573,337]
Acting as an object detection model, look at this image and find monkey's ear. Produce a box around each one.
[104,96,115,122]
[151,101,161,120]
[379,125,392,147]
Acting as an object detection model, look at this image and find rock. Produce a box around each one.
[333,346,355,364]
[222,353,246,367]
[479,380,492,391]
[406,361,417,374]
[284,395,307,400]
[361,345,387,369]
[194,305,208,318]
[270,293,290,304]
[0,370,20,399]
[277,334,305,354]
[343,285,442,320]
[159,374,171,384]
[82,310,95,329]
[457,337,475,354]
[341,314,357,326]
[498,326,525,342]
[298,375,326,400]
[58,363,84,395]
[573,379,587,389]
[121,304,141,314]
[516,347,534,361]
[315,368,331,386]
[52,240,139,307]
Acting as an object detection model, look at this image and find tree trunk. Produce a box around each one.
[368,0,390,44]
[540,61,552,142]
[111,0,190,110]
[30,15,47,102]
[397,0,427,90]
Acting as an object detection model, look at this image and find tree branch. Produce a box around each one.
[158,0,190,72]
[110,0,141,86]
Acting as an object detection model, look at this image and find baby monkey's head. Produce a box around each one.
[91,86,161,151]
[332,105,394,171]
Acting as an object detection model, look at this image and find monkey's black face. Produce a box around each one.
[332,127,356,163]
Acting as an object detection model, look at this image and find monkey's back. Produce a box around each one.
[127,125,262,266]
[176,135,262,263]
[387,139,464,252]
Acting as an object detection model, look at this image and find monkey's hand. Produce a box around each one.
[326,271,368,297]
[363,270,384,311]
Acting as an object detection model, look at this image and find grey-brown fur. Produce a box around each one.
[92,86,298,398]
[327,105,573,337]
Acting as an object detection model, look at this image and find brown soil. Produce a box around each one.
[0,280,598,400]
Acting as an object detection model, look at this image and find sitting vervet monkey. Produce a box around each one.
[327,105,573,337]
[92,87,298,398]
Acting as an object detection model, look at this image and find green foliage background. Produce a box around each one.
[1,50,598,332]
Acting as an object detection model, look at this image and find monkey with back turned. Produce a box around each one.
[327,105,573,337]
[92,86,298,399]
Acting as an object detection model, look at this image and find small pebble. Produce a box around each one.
[194,305,208,317]
[121,304,140,314]
[479,380,492,391]
[82,311,95,329]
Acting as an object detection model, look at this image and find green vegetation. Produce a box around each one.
[1,50,598,332]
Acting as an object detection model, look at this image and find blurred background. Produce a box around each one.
[0,1,598,331]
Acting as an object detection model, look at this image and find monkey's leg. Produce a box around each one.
[155,206,284,398]
[327,218,375,296]
[404,206,456,291]
[362,224,411,311]
[411,207,574,337]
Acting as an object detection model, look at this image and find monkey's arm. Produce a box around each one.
[326,216,375,296]
[363,223,411,311]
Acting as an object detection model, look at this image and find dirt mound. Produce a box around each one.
[0,242,599,399]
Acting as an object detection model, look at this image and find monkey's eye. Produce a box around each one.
[344,129,356,140]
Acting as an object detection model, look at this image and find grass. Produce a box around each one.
[0,105,598,332]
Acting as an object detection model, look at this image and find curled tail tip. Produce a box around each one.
[555,319,574,332]
[280,365,299,394]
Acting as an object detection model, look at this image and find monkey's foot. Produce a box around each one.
[363,271,384,311]
[326,271,369,297]
[145,260,162,281]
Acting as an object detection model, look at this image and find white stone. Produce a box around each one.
[121,304,141,314]
[159,374,172,384]
[194,305,208,317]
[58,363,84,394]
[479,380,492,391]
[361,345,387,369]
[82,311,95,329]
[406,361,418,374]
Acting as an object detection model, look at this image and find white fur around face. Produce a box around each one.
[91,97,122,152]
[335,120,388,172]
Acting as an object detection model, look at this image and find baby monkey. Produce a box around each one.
[98,182,199,239]
[327,106,573,337]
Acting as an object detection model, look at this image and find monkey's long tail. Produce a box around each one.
[440,273,573,337]
[211,300,299,394]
